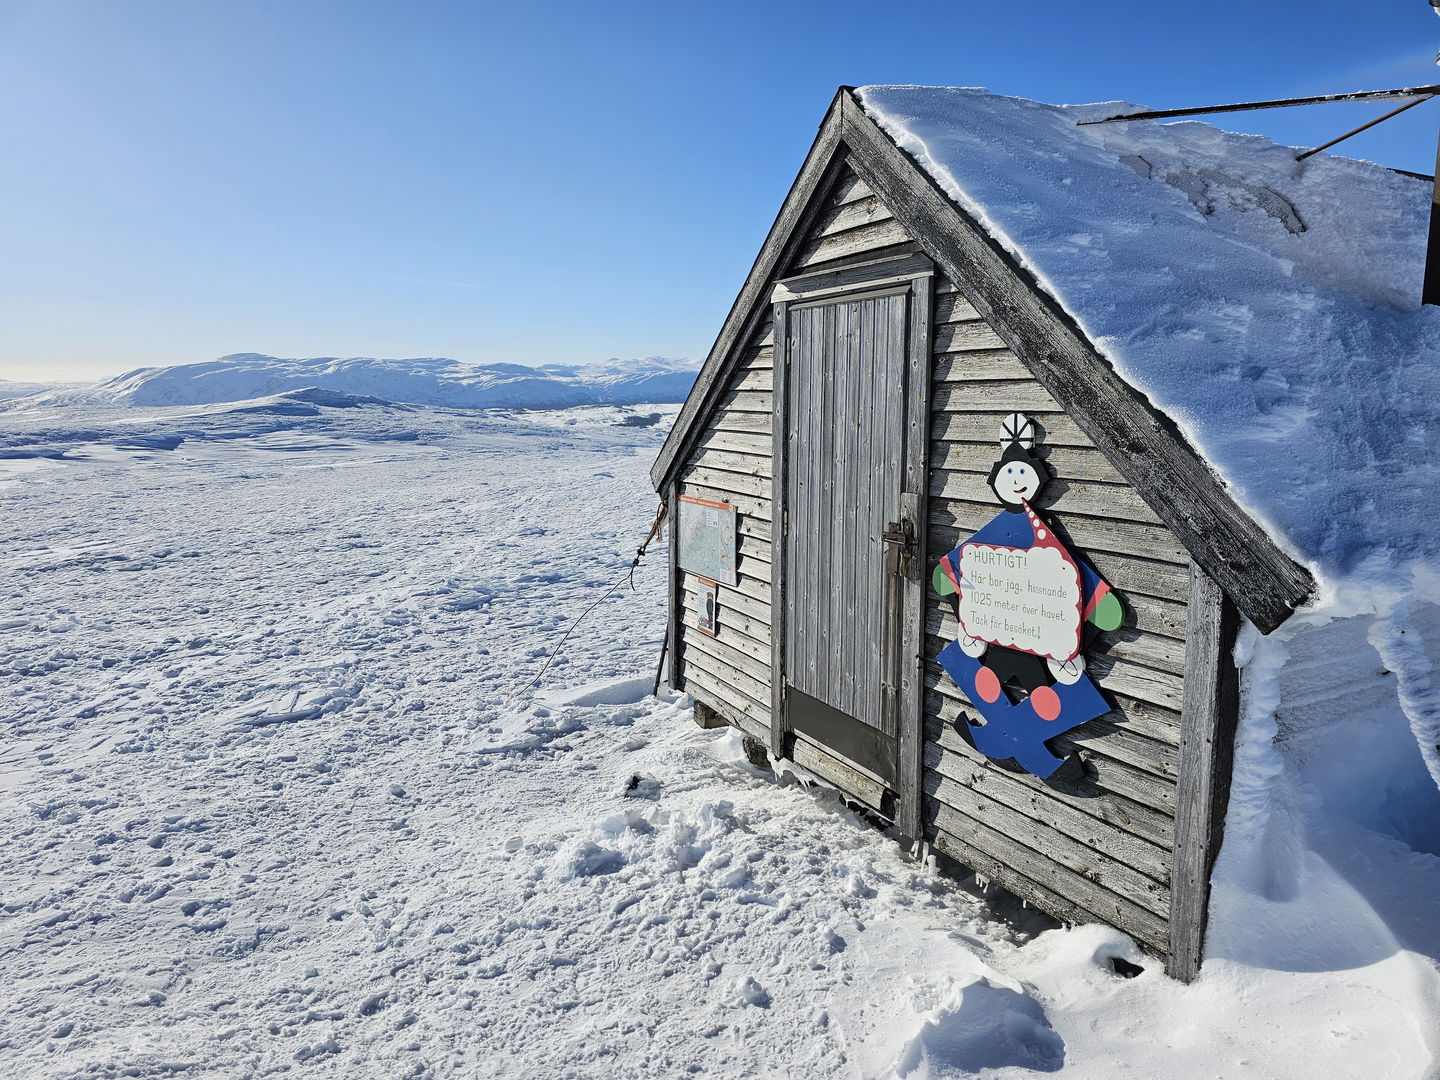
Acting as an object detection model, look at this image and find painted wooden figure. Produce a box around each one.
[933,414,1125,781]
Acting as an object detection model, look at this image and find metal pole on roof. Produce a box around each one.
[1296,95,1434,160]
[1425,130,1440,307]
[1076,85,1440,125]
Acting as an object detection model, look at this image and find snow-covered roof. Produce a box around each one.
[857,86,1440,592]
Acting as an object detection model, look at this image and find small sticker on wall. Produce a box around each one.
[695,578,719,636]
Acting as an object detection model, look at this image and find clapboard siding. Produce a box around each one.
[674,310,777,741]
[787,172,922,273]
[922,269,1194,959]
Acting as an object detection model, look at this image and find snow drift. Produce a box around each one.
[39,353,701,410]
[857,86,1440,585]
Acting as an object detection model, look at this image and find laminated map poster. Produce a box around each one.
[677,495,737,586]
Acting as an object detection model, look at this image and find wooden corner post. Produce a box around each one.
[1166,564,1242,981]
[768,299,791,764]
[895,271,932,842]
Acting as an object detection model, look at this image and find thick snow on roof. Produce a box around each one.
[857,86,1440,591]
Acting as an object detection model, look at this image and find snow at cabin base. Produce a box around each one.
[2,381,1436,1078]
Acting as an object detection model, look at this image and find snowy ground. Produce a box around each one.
[2,398,1437,1078]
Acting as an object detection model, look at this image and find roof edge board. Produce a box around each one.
[837,89,1315,633]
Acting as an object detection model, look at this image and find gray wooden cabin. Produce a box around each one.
[650,88,1314,981]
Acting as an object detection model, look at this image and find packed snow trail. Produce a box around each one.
[1,402,1435,1078]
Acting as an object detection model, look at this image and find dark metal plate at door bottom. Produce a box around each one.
[786,687,897,785]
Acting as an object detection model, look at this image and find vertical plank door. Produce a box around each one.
[783,289,909,782]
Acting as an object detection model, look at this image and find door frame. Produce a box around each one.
[769,250,933,839]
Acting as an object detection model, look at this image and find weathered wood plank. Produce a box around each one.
[729,367,773,393]
[931,468,1165,527]
[816,194,895,238]
[927,640,1187,717]
[774,251,934,302]
[897,275,933,842]
[681,464,771,502]
[682,566,771,609]
[925,669,1181,755]
[929,501,1191,570]
[709,411,774,437]
[924,770,1172,911]
[680,589,771,657]
[839,91,1313,632]
[931,410,1094,448]
[739,344,774,371]
[792,217,914,269]
[1166,566,1242,982]
[932,349,1033,383]
[924,737,1175,850]
[829,171,874,207]
[932,380,1071,414]
[690,428,773,460]
[1084,651,1184,712]
[687,446,772,481]
[930,653,1185,746]
[666,485,681,693]
[791,733,889,811]
[734,530,772,566]
[746,518,773,549]
[933,321,1008,353]
[714,388,774,415]
[931,440,1130,487]
[933,291,982,325]
[769,298,791,763]
[926,801,1170,952]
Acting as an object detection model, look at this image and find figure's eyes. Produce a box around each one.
[1006,467,1013,474]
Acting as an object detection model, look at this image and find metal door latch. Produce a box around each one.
[882,516,917,576]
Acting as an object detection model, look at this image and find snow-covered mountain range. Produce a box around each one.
[10,353,701,410]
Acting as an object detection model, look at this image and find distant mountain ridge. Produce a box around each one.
[0,377,79,400]
[35,353,702,410]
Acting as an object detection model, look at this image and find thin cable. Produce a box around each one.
[509,501,667,698]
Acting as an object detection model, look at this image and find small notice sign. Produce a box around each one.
[677,495,737,586]
[695,578,719,636]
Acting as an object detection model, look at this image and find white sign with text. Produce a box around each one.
[957,543,1083,661]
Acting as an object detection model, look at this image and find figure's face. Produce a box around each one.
[993,461,1042,506]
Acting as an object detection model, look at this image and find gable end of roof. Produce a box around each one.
[655,88,1315,633]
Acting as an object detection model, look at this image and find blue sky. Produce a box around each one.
[1,0,1436,381]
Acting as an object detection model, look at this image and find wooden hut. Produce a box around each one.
[651,86,1317,981]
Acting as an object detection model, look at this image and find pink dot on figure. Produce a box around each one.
[1031,686,1062,721]
[975,666,1002,703]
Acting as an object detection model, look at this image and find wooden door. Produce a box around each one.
[780,288,912,784]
